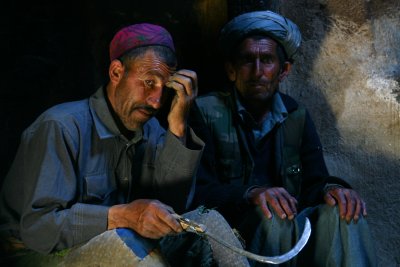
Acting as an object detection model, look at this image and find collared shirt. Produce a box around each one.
[0,87,204,254]
[235,89,288,146]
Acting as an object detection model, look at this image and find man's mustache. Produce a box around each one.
[246,78,270,86]
[132,105,158,116]
[247,81,267,87]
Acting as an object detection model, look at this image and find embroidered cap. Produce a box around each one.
[109,23,175,61]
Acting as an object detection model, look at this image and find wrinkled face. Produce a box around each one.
[111,50,174,130]
[226,37,285,104]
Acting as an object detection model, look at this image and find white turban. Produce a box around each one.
[219,10,302,60]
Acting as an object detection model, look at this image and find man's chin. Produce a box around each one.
[122,108,158,130]
[123,116,148,130]
[244,93,274,102]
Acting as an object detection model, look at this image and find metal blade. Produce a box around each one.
[204,217,312,264]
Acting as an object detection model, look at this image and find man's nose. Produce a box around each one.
[253,59,263,77]
[146,87,163,109]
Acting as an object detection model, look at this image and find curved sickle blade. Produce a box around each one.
[204,217,312,264]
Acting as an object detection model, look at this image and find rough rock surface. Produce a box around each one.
[277,1,400,265]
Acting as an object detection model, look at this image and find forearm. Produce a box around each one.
[153,129,204,213]
[20,203,109,254]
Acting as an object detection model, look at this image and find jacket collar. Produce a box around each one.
[228,86,299,115]
[278,92,299,113]
[89,87,144,143]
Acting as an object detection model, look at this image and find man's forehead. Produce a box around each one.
[131,50,174,78]
[134,50,164,64]
[238,37,278,54]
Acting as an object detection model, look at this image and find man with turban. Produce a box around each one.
[190,11,377,266]
[0,23,211,266]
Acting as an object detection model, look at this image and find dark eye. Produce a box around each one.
[242,56,254,64]
[144,80,155,88]
[260,56,273,64]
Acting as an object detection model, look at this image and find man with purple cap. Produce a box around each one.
[190,10,377,266]
[0,23,213,266]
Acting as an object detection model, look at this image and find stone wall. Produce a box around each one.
[277,1,400,265]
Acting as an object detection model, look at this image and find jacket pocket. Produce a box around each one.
[83,173,115,203]
[219,159,243,183]
[284,163,302,198]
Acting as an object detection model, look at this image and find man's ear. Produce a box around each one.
[278,61,292,82]
[225,62,237,82]
[109,59,125,83]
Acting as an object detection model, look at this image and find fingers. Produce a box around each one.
[282,189,298,218]
[155,207,183,234]
[124,200,182,239]
[344,190,356,223]
[141,211,182,239]
[258,194,273,219]
[336,189,348,219]
[344,189,367,223]
[166,69,198,100]
[362,200,367,216]
[326,188,347,219]
[325,188,367,224]
[353,197,362,222]
[323,191,337,206]
[265,187,298,220]
[250,187,297,220]
[164,69,198,137]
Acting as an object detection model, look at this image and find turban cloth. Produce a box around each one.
[219,11,302,60]
[109,23,175,61]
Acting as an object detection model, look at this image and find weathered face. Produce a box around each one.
[110,50,174,130]
[226,37,287,105]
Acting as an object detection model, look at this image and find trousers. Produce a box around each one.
[239,204,377,267]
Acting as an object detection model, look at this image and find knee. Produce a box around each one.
[62,229,166,266]
[319,204,340,218]
[317,204,369,226]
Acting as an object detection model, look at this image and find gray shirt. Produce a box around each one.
[0,87,204,254]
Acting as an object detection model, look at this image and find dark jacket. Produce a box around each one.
[189,90,350,223]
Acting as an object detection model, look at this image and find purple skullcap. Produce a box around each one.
[109,23,175,61]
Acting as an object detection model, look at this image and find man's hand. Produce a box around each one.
[165,69,198,137]
[248,187,298,220]
[324,187,367,223]
[107,199,182,239]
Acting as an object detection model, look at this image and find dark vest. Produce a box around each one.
[195,91,306,198]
